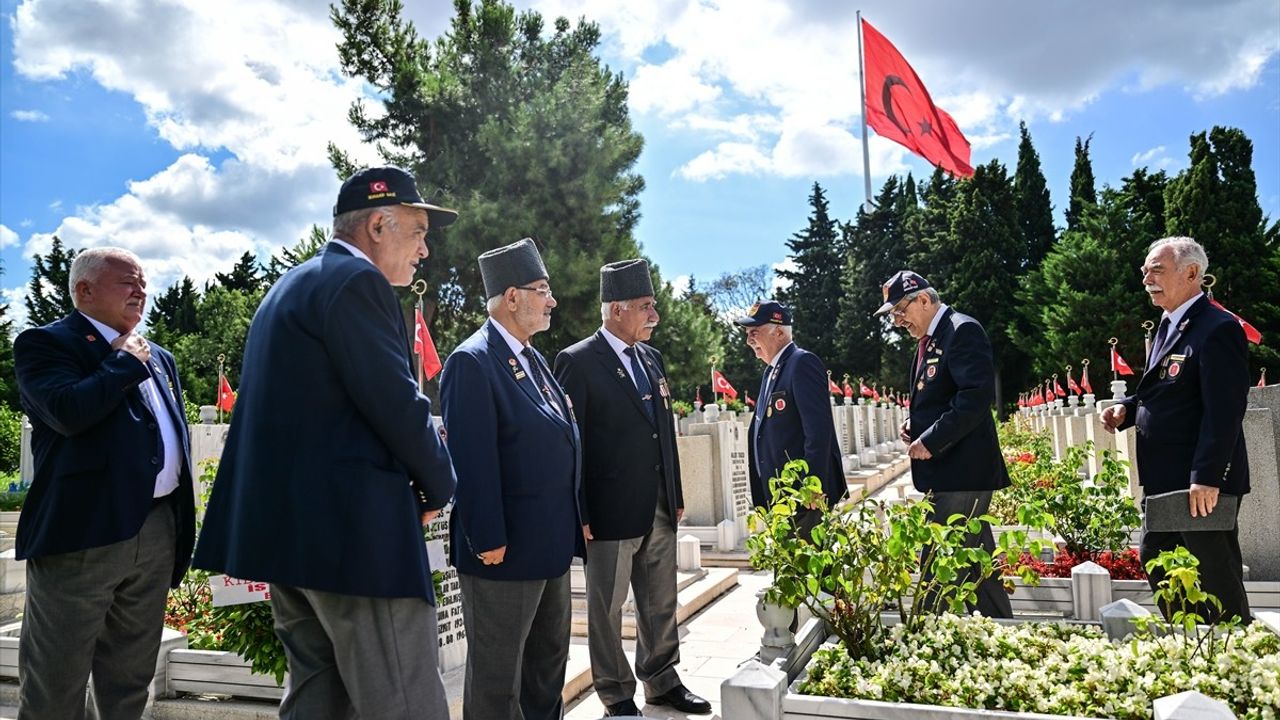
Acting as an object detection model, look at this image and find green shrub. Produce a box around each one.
[0,405,23,475]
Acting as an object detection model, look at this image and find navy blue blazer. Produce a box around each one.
[907,308,1010,493]
[14,311,196,586]
[749,343,845,508]
[193,243,456,601]
[1118,295,1250,496]
[554,331,683,541]
[441,320,585,581]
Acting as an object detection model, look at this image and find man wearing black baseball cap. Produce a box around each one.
[195,167,458,718]
[736,301,845,535]
[875,270,1012,618]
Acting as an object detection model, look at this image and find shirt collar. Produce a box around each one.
[925,303,949,338]
[328,238,374,266]
[491,317,529,356]
[600,326,632,355]
[79,311,123,345]
[768,341,795,368]
[1162,292,1203,329]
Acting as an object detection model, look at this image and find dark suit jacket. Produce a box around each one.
[749,343,845,508]
[193,243,456,601]
[14,311,196,586]
[441,320,585,580]
[907,308,1010,493]
[1117,295,1250,496]
[554,331,683,541]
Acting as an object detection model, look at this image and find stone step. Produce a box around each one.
[571,567,737,638]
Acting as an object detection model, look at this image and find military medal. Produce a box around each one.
[658,378,670,398]
[774,398,786,412]
[509,357,527,381]
[917,380,925,391]
[926,365,937,379]
[1168,361,1182,378]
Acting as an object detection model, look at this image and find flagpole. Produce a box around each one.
[856,9,873,210]
[709,356,718,405]
[1108,337,1119,381]
[216,353,226,424]
[411,279,427,393]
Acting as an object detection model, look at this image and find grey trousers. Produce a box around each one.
[585,503,681,705]
[18,498,177,720]
[269,584,448,720]
[922,490,1013,618]
[458,570,570,720]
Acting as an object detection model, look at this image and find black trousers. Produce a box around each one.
[921,490,1013,619]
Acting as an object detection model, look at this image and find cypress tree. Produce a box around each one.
[778,182,845,365]
[1065,134,1098,234]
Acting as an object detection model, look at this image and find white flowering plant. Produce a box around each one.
[799,613,1278,719]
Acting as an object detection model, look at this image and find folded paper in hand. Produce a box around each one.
[1144,489,1239,533]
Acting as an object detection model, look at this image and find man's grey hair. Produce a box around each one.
[486,294,504,314]
[600,300,632,322]
[905,287,941,305]
[1148,236,1209,281]
[333,206,397,239]
[68,247,143,301]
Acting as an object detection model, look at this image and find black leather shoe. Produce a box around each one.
[603,698,643,717]
[646,684,711,714]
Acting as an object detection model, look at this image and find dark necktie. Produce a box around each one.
[915,335,930,375]
[624,346,656,422]
[1150,317,1171,365]
[521,347,563,419]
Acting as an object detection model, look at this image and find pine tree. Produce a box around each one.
[146,276,201,348]
[215,252,263,293]
[0,260,17,409]
[25,236,77,327]
[1065,134,1097,234]
[330,0,703,365]
[1013,122,1056,268]
[777,182,846,366]
[1164,127,1280,371]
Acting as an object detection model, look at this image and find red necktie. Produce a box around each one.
[916,336,930,374]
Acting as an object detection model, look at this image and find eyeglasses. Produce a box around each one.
[889,296,917,318]
[516,285,554,299]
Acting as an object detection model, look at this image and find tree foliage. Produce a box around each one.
[1066,134,1097,234]
[778,183,846,367]
[25,236,77,327]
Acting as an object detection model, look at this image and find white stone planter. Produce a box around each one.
[167,648,284,701]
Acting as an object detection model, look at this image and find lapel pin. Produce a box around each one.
[85,334,96,342]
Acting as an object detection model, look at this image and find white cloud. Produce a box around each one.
[9,0,387,290]
[1131,145,1173,169]
[10,110,49,122]
[0,225,19,250]
[770,258,796,294]
[1,286,31,336]
[667,274,691,298]
[47,200,61,211]
[533,0,1280,182]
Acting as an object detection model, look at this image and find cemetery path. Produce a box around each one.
[564,569,771,720]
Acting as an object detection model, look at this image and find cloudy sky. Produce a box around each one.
[2,0,1278,328]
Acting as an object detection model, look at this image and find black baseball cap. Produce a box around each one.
[734,300,793,327]
[874,270,931,315]
[333,167,458,228]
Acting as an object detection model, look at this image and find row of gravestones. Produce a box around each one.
[1020,382,1280,582]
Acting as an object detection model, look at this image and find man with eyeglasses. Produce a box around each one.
[736,301,846,538]
[874,270,1013,618]
[440,237,585,720]
[553,259,710,717]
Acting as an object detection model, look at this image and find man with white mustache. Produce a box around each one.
[553,259,708,717]
[1101,236,1252,624]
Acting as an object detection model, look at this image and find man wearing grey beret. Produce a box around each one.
[440,238,586,720]
[554,259,710,716]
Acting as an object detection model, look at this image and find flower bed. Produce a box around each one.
[1004,547,1146,580]
[797,614,1280,719]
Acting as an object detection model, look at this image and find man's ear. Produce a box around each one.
[366,210,385,240]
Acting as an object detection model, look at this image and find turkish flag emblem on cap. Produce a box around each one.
[370,180,389,193]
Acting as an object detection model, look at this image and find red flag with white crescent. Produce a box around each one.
[1209,299,1262,344]
[1081,364,1093,394]
[1111,348,1135,376]
[712,370,738,399]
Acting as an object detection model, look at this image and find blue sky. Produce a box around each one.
[2,0,1278,328]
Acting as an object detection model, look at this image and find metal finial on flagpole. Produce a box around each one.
[216,353,226,424]
[1108,337,1119,381]
[1141,320,1155,369]
[709,355,719,403]
[1202,272,1217,301]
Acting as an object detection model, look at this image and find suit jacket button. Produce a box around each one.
[654,464,661,472]
[151,457,159,465]
[652,433,658,440]
[148,422,158,430]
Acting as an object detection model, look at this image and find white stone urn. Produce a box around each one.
[755,590,796,664]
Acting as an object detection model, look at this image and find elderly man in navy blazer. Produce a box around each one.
[441,238,584,720]
[737,302,845,535]
[14,246,195,720]
[876,270,1013,618]
[1101,237,1252,624]
[554,259,710,717]
[193,167,458,719]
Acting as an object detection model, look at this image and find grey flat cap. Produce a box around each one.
[600,259,654,302]
[479,238,548,298]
